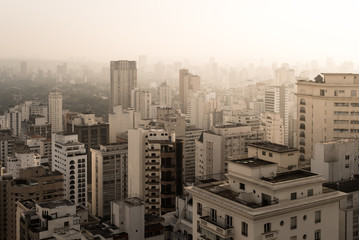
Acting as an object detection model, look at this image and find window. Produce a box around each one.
[308,189,313,197]
[290,237,297,240]
[197,203,202,216]
[240,183,245,190]
[225,215,233,228]
[290,216,297,230]
[262,151,266,156]
[242,222,248,236]
[345,155,350,160]
[291,192,297,200]
[352,90,357,97]
[315,211,321,223]
[320,89,325,96]
[264,223,271,233]
[269,153,273,157]
[315,230,321,240]
[64,221,69,227]
[345,163,350,168]
[353,216,358,224]
[210,208,217,223]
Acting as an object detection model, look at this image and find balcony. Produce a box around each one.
[262,231,277,240]
[161,177,175,182]
[199,216,234,239]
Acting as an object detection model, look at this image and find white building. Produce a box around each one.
[132,89,152,119]
[158,82,172,107]
[111,198,145,240]
[91,143,128,218]
[6,151,41,178]
[48,91,63,133]
[195,123,265,180]
[265,86,289,146]
[5,107,22,137]
[17,199,84,240]
[187,158,346,240]
[108,105,140,143]
[312,139,359,183]
[247,142,299,169]
[52,133,87,206]
[261,112,285,145]
[186,92,213,130]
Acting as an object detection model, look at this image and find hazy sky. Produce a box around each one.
[1,0,359,64]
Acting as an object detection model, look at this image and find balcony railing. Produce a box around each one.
[262,231,277,240]
[199,216,234,239]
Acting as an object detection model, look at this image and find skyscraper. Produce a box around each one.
[179,69,200,114]
[110,60,137,111]
[265,86,289,146]
[48,91,63,133]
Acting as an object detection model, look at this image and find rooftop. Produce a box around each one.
[214,123,247,128]
[124,197,143,206]
[248,142,297,153]
[261,170,317,183]
[231,158,277,168]
[324,178,359,193]
[38,199,74,209]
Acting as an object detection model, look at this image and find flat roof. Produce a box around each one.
[324,179,359,193]
[215,123,247,128]
[231,158,276,168]
[38,199,73,208]
[261,170,317,183]
[248,142,298,153]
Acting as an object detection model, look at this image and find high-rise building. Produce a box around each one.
[184,126,203,183]
[156,107,186,137]
[52,133,87,206]
[265,86,289,146]
[110,60,137,111]
[0,129,16,167]
[158,82,172,107]
[66,113,109,184]
[5,107,22,137]
[274,63,295,86]
[108,105,140,143]
[132,89,152,119]
[261,112,285,145]
[187,158,345,240]
[91,143,128,218]
[179,69,200,114]
[296,73,359,162]
[5,166,64,240]
[48,91,63,133]
[128,128,183,216]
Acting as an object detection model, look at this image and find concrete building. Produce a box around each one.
[179,69,200,114]
[195,123,265,180]
[5,107,22,137]
[132,89,152,119]
[5,166,64,240]
[52,133,87,206]
[324,179,359,240]
[91,143,128,218]
[6,149,41,178]
[66,113,109,184]
[108,105,140,143]
[158,82,172,107]
[187,158,346,240]
[274,63,295,86]
[186,92,213,130]
[0,129,17,167]
[312,139,359,183]
[128,128,183,216]
[296,73,359,162]
[247,142,299,169]
[111,198,145,240]
[17,199,83,240]
[110,60,137,111]
[22,115,51,139]
[48,91,63,133]
[265,86,289,146]
[184,126,203,183]
[157,107,186,137]
[261,112,285,145]
[163,195,193,240]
